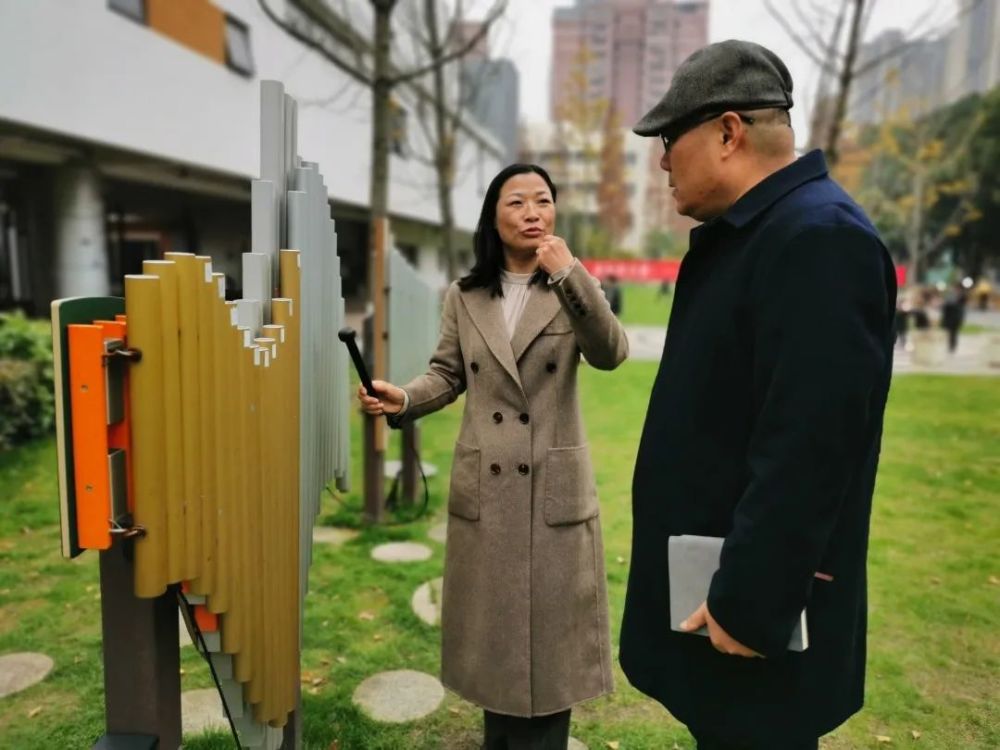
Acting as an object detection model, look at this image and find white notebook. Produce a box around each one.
[668,534,809,652]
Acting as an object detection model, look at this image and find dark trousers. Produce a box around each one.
[482,709,571,750]
[694,734,818,750]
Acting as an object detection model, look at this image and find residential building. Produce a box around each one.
[459,21,521,163]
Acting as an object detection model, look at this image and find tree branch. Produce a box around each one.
[763,0,836,72]
[257,0,373,86]
[388,0,507,87]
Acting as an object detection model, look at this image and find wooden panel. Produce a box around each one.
[147,0,225,64]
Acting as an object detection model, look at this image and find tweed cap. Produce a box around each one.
[633,40,794,137]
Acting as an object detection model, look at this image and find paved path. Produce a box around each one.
[624,326,1000,376]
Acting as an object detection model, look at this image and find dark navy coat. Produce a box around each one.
[620,151,896,745]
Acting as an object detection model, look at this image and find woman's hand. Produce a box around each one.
[357,380,406,416]
[536,235,574,276]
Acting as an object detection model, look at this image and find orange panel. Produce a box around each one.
[68,325,112,551]
[194,605,219,633]
[147,0,225,64]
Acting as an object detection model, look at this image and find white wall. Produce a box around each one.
[0,0,502,232]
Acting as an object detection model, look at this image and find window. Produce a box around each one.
[108,0,146,24]
[225,15,255,77]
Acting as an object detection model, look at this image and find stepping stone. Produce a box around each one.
[384,460,439,479]
[181,688,228,736]
[411,578,444,626]
[313,526,360,546]
[371,542,432,563]
[568,738,588,750]
[0,652,54,698]
[427,522,448,544]
[352,669,444,723]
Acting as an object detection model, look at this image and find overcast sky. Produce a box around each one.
[471,0,960,135]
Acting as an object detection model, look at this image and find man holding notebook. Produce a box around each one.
[619,41,896,749]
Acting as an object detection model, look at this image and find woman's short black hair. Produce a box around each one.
[458,163,558,297]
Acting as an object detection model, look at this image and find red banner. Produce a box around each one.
[581,259,681,283]
[583,258,909,288]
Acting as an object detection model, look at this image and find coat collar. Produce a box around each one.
[458,282,563,394]
[719,149,829,230]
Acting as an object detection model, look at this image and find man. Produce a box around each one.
[620,40,896,750]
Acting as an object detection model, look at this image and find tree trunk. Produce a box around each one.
[825,0,865,167]
[364,0,397,524]
[424,0,459,281]
[908,168,926,283]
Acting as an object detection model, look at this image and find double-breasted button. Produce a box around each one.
[471,362,479,373]
[493,411,503,424]
[519,413,530,424]
[546,362,557,373]
[490,463,502,475]
[518,464,530,476]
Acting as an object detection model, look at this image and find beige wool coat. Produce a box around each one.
[392,260,628,717]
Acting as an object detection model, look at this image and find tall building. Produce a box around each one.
[848,30,949,125]
[944,0,1000,102]
[550,0,709,126]
[459,22,521,163]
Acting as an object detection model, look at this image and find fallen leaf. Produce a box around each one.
[929,577,941,586]
[988,576,999,586]
[359,611,375,621]
[327,742,340,750]
[320,658,331,666]
[21,527,32,535]
[308,687,320,695]
[448,707,461,715]
[311,677,326,687]
[876,735,892,744]
[607,742,621,750]
[27,707,42,719]
[373,634,383,642]
[616,556,626,564]
[911,730,922,740]
[179,669,186,676]
[336,656,348,665]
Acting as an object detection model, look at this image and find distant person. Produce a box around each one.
[658,279,674,297]
[941,283,967,353]
[603,274,623,316]
[621,40,897,750]
[894,295,910,348]
[358,163,628,749]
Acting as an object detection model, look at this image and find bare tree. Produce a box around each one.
[764,0,985,165]
[259,0,506,521]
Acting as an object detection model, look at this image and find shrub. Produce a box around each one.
[0,311,55,450]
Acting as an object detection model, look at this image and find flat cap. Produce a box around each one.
[633,40,793,137]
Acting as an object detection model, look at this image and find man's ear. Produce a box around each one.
[719,112,742,151]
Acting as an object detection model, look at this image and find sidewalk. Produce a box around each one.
[624,326,1000,376]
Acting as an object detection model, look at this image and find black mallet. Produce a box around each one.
[338,327,376,397]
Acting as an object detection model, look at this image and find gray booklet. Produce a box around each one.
[668,534,809,652]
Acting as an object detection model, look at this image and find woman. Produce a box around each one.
[359,164,628,749]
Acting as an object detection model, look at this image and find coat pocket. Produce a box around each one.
[543,445,599,525]
[448,441,481,521]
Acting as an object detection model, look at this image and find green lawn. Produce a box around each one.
[0,368,998,749]
[615,283,674,327]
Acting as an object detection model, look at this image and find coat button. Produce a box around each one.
[490,463,502,475]
[471,362,479,373]
[493,411,503,424]
[518,464,530,475]
[546,362,557,373]
[519,413,530,424]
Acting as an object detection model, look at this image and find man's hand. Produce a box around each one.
[535,235,574,276]
[681,601,762,658]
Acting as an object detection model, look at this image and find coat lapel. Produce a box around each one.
[511,285,563,362]
[459,287,523,392]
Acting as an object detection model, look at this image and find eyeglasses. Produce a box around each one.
[659,112,756,155]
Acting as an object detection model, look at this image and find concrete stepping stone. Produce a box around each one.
[384,460,439,479]
[371,541,432,563]
[313,526,360,546]
[0,652,54,698]
[427,522,448,544]
[568,738,588,750]
[181,688,228,736]
[352,669,444,723]
[411,577,444,626]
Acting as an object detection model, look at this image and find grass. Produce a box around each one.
[0,368,998,749]
[615,284,674,328]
